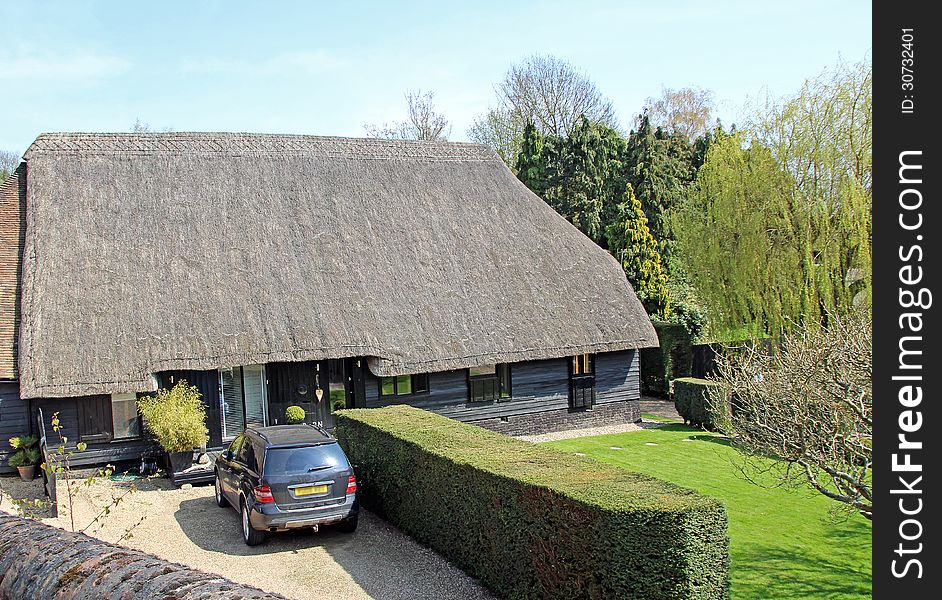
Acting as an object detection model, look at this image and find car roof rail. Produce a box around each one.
[307,422,332,438]
[249,427,269,443]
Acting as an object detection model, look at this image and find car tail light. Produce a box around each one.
[254,485,275,503]
[346,475,357,495]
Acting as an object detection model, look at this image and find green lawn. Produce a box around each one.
[547,425,871,599]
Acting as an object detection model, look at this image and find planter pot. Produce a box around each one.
[17,464,36,482]
[168,451,193,474]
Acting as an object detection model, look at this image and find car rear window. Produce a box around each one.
[263,443,348,476]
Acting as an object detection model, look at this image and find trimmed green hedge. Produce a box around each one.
[336,406,729,599]
[641,321,693,398]
[673,378,725,428]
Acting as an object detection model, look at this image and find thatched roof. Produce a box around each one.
[18,132,656,398]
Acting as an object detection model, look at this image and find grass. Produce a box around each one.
[547,424,871,599]
[640,412,680,423]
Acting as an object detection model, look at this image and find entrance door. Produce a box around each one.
[267,361,330,427]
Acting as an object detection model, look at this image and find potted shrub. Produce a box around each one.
[285,405,306,424]
[137,381,209,474]
[8,435,40,481]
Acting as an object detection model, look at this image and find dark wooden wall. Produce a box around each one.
[361,350,639,423]
[28,395,154,469]
[595,350,641,404]
[0,382,30,473]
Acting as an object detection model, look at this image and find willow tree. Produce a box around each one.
[672,60,872,337]
[607,183,671,319]
[672,134,798,336]
[752,59,873,322]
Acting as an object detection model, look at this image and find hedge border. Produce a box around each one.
[336,405,729,599]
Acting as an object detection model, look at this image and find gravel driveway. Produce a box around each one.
[1,475,494,600]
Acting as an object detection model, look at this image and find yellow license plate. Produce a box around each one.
[294,484,328,497]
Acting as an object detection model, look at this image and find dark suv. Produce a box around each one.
[214,424,359,545]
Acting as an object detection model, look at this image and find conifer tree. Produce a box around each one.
[514,122,551,196]
[607,183,671,318]
[624,116,692,250]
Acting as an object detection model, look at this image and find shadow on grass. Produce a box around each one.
[734,542,871,599]
[688,434,732,447]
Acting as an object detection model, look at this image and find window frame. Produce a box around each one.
[77,395,113,443]
[110,392,142,440]
[569,354,596,409]
[467,363,512,404]
[378,374,431,398]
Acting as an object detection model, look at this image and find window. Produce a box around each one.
[497,364,512,399]
[78,394,143,442]
[413,373,430,394]
[570,354,596,409]
[468,364,512,403]
[226,434,244,459]
[219,365,267,440]
[379,374,429,397]
[237,439,259,473]
[78,396,112,442]
[111,393,141,439]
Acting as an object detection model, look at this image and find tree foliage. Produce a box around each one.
[514,122,553,198]
[642,86,716,141]
[625,116,695,247]
[130,119,173,133]
[672,60,872,337]
[710,312,872,519]
[470,55,616,165]
[0,150,19,185]
[515,116,625,246]
[365,90,451,141]
[606,183,671,318]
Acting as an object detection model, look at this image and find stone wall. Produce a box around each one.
[471,399,640,436]
[0,514,286,599]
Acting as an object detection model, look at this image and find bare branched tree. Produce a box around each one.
[469,54,616,163]
[642,86,716,140]
[365,90,451,141]
[710,312,872,519]
[0,149,20,184]
[130,119,174,133]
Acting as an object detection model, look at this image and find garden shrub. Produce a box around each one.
[641,321,693,397]
[285,405,306,423]
[673,378,726,428]
[137,381,208,452]
[335,405,730,600]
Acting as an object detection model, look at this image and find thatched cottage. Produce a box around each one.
[0,133,656,468]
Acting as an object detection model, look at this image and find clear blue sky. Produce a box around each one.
[1,0,871,154]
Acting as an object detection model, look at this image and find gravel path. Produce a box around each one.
[1,475,494,600]
[516,398,682,443]
[516,422,645,443]
[639,397,683,421]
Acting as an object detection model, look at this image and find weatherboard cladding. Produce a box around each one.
[362,350,640,422]
[17,132,657,399]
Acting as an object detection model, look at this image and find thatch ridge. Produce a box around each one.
[24,132,496,161]
[18,132,656,398]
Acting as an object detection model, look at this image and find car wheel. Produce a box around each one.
[214,474,228,508]
[335,513,358,533]
[241,499,266,546]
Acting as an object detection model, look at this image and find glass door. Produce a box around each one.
[220,367,245,441]
[219,364,268,440]
[243,365,268,427]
